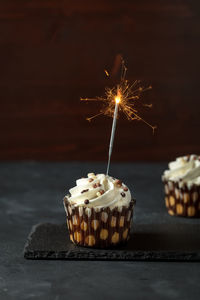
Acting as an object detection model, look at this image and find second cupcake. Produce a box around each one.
[162,154,200,217]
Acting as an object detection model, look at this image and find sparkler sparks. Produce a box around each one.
[81,58,156,133]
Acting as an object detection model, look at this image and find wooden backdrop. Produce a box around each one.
[0,0,200,161]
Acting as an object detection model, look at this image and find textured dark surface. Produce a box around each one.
[1,161,200,299]
[0,0,200,161]
[24,223,200,261]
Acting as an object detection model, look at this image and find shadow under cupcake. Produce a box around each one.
[162,154,200,218]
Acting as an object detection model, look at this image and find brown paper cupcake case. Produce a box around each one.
[163,179,200,218]
[63,197,135,248]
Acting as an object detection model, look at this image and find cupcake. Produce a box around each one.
[63,173,135,248]
[162,154,200,217]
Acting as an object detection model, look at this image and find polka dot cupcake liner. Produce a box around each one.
[63,198,135,248]
[163,180,200,218]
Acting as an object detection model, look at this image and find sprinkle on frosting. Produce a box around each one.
[81,189,89,194]
[93,183,101,188]
[115,179,122,187]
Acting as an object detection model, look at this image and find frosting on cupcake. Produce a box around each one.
[65,173,131,209]
[163,154,200,186]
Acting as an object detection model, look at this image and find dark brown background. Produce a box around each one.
[0,0,200,161]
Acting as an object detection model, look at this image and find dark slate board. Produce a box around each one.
[24,223,200,261]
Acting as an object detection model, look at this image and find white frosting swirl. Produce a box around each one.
[163,154,200,186]
[66,173,131,209]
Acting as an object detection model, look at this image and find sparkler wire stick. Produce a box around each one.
[106,88,120,175]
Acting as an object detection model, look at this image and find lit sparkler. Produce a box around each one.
[81,58,156,174]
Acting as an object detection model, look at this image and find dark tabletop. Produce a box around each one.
[1,161,200,300]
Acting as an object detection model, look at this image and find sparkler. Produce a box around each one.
[81,57,156,175]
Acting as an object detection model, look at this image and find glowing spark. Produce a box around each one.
[104,70,109,77]
[115,97,120,104]
[81,58,156,132]
[143,103,152,108]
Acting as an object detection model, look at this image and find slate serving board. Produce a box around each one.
[24,223,200,261]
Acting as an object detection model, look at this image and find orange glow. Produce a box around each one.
[115,96,120,104]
